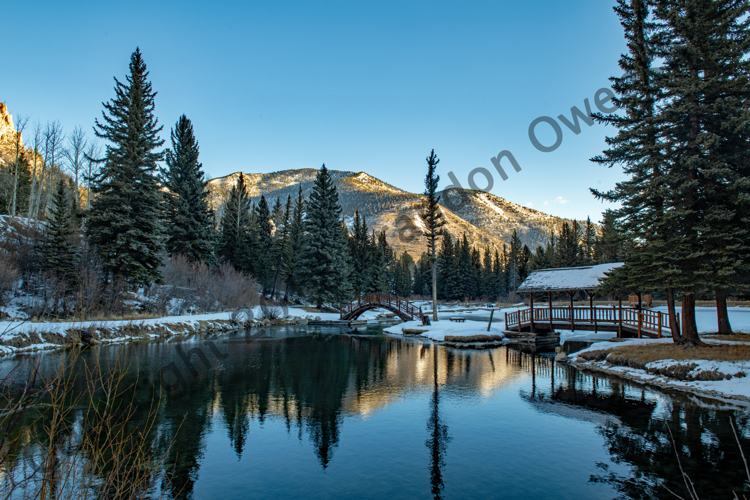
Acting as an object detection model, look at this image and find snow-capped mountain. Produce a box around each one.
[207,169,573,258]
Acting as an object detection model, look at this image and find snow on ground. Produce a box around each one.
[567,337,750,402]
[0,311,236,339]
[382,305,522,341]
[651,305,750,333]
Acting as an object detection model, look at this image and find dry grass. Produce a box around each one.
[580,343,750,366]
[28,312,164,323]
[705,333,750,342]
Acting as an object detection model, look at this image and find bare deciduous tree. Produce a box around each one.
[83,140,102,211]
[35,121,64,221]
[63,126,87,209]
[11,115,28,218]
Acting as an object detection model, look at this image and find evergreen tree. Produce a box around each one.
[594,210,627,264]
[255,195,274,293]
[492,248,505,299]
[217,174,254,271]
[282,186,305,301]
[394,252,414,297]
[162,115,214,264]
[507,230,522,292]
[348,210,370,295]
[270,195,292,300]
[419,150,446,320]
[366,230,389,293]
[592,0,687,342]
[656,0,750,337]
[554,222,582,268]
[88,48,165,286]
[437,232,457,300]
[300,165,352,308]
[41,179,78,290]
[582,217,597,265]
[413,252,432,297]
[481,246,494,299]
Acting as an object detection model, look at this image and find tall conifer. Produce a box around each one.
[88,48,165,286]
[300,165,352,308]
[162,115,214,264]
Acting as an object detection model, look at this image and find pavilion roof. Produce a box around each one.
[516,262,623,293]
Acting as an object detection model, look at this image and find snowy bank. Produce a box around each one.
[0,306,398,357]
[383,317,506,342]
[567,338,750,404]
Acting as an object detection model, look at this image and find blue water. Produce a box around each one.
[2,325,749,499]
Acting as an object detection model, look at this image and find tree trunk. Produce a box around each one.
[680,287,702,346]
[715,288,733,335]
[431,256,438,322]
[665,287,681,343]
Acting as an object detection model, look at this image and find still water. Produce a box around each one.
[2,325,749,499]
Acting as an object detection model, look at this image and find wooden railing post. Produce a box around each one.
[657,312,662,339]
[637,309,642,338]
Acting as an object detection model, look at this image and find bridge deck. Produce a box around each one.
[505,305,677,338]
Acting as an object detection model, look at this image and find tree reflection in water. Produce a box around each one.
[514,349,750,500]
[4,332,750,500]
[426,343,451,499]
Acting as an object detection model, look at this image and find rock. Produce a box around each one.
[554,347,568,362]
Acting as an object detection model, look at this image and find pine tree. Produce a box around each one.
[582,217,597,265]
[88,48,165,286]
[254,195,274,293]
[492,248,505,299]
[437,232,457,300]
[217,174,254,271]
[481,246,493,299]
[300,165,352,308]
[655,0,750,337]
[270,195,292,300]
[594,210,627,264]
[162,115,214,264]
[419,150,446,320]
[41,179,78,291]
[592,0,687,342]
[554,222,582,268]
[348,210,370,295]
[366,230,389,293]
[282,186,305,301]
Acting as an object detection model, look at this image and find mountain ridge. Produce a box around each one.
[207,168,574,258]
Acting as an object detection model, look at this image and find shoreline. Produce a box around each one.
[568,358,750,407]
[0,313,311,357]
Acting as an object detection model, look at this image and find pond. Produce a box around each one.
[1,325,749,499]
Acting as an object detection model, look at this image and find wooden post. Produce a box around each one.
[548,292,553,332]
[592,293,598,333]
[487,309,494,332]
[657,312,662,339]
[530,293,535,333]
[569,292,574,332]
[618,296,623,338]
[637,309,642,338]
[589,293,594,324]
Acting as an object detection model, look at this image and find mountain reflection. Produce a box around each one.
[3,329,749,500]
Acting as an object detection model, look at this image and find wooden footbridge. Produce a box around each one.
[505,304,677,338]
[340,293,419,321]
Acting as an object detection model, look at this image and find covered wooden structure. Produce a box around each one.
[509,263,677,338]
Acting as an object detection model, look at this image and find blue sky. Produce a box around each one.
[4,0,627,221]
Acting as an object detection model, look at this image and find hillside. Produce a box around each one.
[207,169,574,259]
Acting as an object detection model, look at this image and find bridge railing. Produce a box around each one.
[340,293,418,320]
[505,305,676,337]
